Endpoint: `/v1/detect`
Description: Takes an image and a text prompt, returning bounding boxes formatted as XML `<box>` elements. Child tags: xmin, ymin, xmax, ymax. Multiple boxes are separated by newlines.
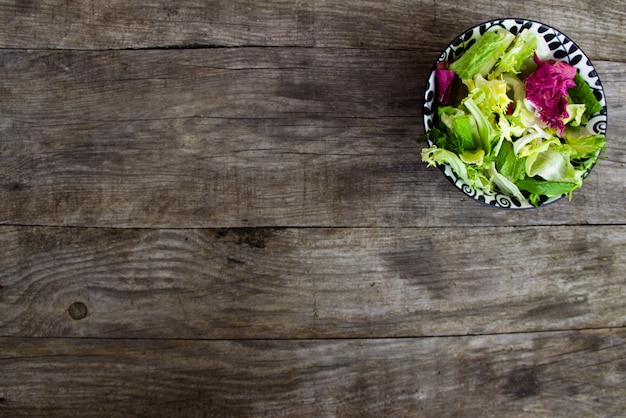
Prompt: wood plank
<box><xmin>2</xmin><ymin>3</ymin><xmax>623</xmax><ymax>416</ymax></box>
<box><xmin>1</xmin><ymin>225</ymin><xmax>624</xmax><ymax>339</ymax></box>
<box><xmin>1</xmin><ymin>49</ymin><xmax>624</xmax><ymax>228</ymax></box>
<box><xmin>0</xmin><ymin>329</ymin><xmax>624</xmax><ymax>416</ymax></box>
<box><xmin>0</xmin><ymin>0</ymin><xmax>624</xmax><ymax>60</ymax></box>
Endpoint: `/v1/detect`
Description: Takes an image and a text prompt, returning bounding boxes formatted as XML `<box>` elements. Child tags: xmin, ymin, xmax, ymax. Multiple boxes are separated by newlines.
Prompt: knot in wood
<box><xmin>68</xmin><ymin>301</ymin><xmax>88</xmax><ymax>320</ymax></box>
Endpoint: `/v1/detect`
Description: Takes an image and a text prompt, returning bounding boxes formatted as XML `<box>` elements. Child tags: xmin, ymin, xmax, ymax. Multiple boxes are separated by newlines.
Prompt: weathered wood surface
<box><xmin>1</xmin><ymin>0</ymin><xmax>625</xmax><ymax>416</ymax></box>
<box><xmin>1</xmin><ymin>329</ymin><xmax>625</xmax><ymax>417</ymax></box>
<box><xmin>1</xmin><ymin>0</ymin><xmax>624</xmax><ymax>59</ymax></box>
<box><xmin>1</xmin><ymin>225</ymin><xmax>625</xmax><ymax>339</ymax></box>
<box><xmin>1</xmin><ymin>49</ymin><xmax>624</xmax><ymax>227</ymax></box>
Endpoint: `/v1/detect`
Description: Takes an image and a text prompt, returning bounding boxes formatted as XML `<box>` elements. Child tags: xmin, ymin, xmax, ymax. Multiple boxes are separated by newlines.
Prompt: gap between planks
<box><xmin>2</xmin><ymin>325</ymin><xmax>624</xmax><ymax>343</ymax></box>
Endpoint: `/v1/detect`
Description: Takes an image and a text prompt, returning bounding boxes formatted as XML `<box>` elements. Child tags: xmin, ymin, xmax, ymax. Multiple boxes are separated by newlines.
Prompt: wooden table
<box><xmin>1</xmin><ymin>1</ymin><xmax>625</xmax><ymax>416</ymax></box>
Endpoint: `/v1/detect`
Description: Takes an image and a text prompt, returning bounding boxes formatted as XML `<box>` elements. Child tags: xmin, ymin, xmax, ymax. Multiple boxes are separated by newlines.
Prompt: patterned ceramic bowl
<box><xmin>423</xmin><ymin>19</ymin><xmax>607</xmax><ymax>209</ymax></box>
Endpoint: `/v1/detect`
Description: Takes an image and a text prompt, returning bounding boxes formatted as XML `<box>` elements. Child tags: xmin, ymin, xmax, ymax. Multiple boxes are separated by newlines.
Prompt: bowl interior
<box><xmin>423</xmin><ymin>19</ymin><xmax>607</xmax><ymax>209</ymax></box>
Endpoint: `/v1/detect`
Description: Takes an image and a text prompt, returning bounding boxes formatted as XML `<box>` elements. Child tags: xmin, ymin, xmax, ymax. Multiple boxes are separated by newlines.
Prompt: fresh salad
<box><xmin>422</xmin><ymin>26</ymin><xmax>606</xmax><ymax>207</ymax></box>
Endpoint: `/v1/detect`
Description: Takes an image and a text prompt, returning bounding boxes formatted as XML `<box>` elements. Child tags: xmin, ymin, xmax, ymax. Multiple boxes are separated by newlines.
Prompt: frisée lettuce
<box><xmin>422</xmin><ymin>27</ymin><xmax>606</xmax><ymax>207</ymax></box>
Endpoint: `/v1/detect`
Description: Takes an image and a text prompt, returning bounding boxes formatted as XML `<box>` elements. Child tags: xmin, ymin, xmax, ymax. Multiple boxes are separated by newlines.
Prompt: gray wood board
<box><xmin>1</xmin><ymin>49</ymin><xmax>624</xmax><ymax>227</ymax></box>
<box><xmin>0</xmin><ymin>329</ymin><xmax>624</xmax><ymax>416</ymax></box>
<box><xmin>1</xmin><ymin>225</ymin><xmax>624</xmax><ymax>339</ymax></box>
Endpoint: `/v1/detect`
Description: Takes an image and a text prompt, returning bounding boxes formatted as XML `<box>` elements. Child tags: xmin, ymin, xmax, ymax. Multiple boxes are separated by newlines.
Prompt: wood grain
<box><xmin>1</xmin><ymin>225</ymin><xmax>624</xmax><ymax>339</ymax></box>
<box><xmin>1</xmin><ymin>1</ymin><xmax>625</xmax><ymax>416</ymax></box>
<box><xmin>1</xmin><ymin>0</ymin><xmax>624</xmax><ymax>60</ymax></box>
<box><xmin>1</xmin><ymin>49</ymin><xmax>624</xmax><ymax>228</ymax></box>
<box><xmin>1</xmin><ymin>329</ymin><xmax>624</xmax><ymax>416</ymax></box>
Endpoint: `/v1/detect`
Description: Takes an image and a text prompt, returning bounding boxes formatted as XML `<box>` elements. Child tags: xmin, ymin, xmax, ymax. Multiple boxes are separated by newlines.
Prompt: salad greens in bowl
<box><xmin>422</xmin><ymin>19</ymin><xmax>607</xmax><ymax>208</ymax></box>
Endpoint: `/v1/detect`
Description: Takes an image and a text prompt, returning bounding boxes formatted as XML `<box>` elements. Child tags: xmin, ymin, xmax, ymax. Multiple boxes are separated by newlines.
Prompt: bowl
<box><xmin>422</xmin><ymin>19</ymin><xmax>607</xmax><ymax>209</ymax></box>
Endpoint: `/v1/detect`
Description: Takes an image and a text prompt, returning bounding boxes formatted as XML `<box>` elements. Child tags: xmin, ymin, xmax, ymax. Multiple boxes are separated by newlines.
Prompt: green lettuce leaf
<box><xmin>516</xmin><ymin>176</ymin><xmax>580</xmax><ymax>206</ymax></box>
<box><xmin>568</xmin><ymin>72</ymin><xmax>603</xmax><ymax>119</ymax></box>
<box><xmin>471</xmin><ymin>74</ymin><xmax>512</xmax><ymax>118</ymax></box>
<box><xmin>495</xmin><ymin>140</ymin><xmax>526</xmax><ymax>181</ymax></box>
<box><xmin>462</xmin><ymin>96</ymin><xmax>497</xmax><ymax>155</ymax></box>
<box><xmin>563</xmin><ymin>104</ymin><xmax>586</xmax><ymax>127</ymax></box>
<box><xmin>495</xmin><ymin>29</ymin><xmax>538</xmax><ymax>75</ymax></box>
<box><xmin>562</xmin><ymin>129</ymin><xmax>606</xmax><ymax>159</ymax></box>
<box><xmin>487</xmin><ymin>163</ymin><xmax>527</xmax><ymax>203</ymax></box>
<box><xmin>525</xmin><ymin>147</ymin><xmax>581</xmax><ymax>184</ymax></box>
<box><xmin>421</xmin><ymin>146</ymin><xmax>491</xmax><ymax>192</ymax></box>
<box><xmin>449</xmin><ymin>28</ymin><xmax>515</xmax><ymax>81</ymax></box>
<box><xmin>452</xmin><ymin>114</ymin><xmax>475</xmax><ymax>151</ymax></box>
<box><xmin>502</xmin><ymin>73</ymin><xmax>526</xmax><ymax>101</ymax></box>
